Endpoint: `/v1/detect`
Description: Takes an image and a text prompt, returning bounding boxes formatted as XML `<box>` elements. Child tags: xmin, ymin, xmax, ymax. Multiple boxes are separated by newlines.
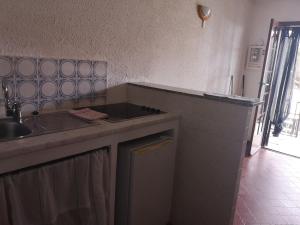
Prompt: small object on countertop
<box><xmin>32</xmin><ymin>111</ymin><xmax>39</xmax><ymax>116</ymax></box>
<box><xmin>69</xmin><ymin>108</ymin><xmax>108</xmax><ymax>121</ymax></box>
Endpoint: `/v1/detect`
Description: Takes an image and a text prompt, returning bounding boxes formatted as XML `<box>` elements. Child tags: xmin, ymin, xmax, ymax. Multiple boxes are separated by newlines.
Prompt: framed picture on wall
<box><xmin>246</xmin><ymin>45</ymin><xmax>265</xmax><ymax>70</ymax></box>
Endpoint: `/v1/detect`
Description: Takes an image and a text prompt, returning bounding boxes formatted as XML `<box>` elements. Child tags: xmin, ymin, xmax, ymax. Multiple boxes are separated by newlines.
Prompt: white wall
<box><xmin>0</xmin><ymin>0</ymin><xmax>252</xmax><ymax>95</ymax></box>
<box><xmin>244</xmin><ymin>0</ymin><xmax>300</xmax><ymax>98</ymax></box>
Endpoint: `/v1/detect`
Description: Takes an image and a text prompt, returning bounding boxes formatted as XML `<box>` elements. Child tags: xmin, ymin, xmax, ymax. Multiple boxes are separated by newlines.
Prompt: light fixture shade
<box><xmin>197</xmin><ymin>5</ymin><xmax>212</xmax><ymax>28</ymax></box>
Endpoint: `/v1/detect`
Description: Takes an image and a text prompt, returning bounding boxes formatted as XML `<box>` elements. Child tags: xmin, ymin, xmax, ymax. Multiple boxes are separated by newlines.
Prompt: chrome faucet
<box><xmin>11</xmin><ymin>101</ymin><xmax>23</xmax><ymax>123</ymax></box>
<box><xmin>2</xmin><ymin>81</ymin><xmax>12</xmax><ymax>116</ymax></box>
<box><xmin>2</xmin><ymin>81</ymin><xmax>23</xmax><ymax>123</ymax></box>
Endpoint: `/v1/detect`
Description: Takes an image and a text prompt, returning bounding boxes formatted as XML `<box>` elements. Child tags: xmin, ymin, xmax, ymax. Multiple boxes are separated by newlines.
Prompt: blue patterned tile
<box><xmin>0</xmin><ymin>55</ymin><xmax>107</xmax><ymax>113</ymax></box>
<box><xmin>20</xmin><ymin>101</ymin><xmax>38</xmax><ymax>115</ymax></box>
<box><xmin>78</xmin><ymin>80</ymin><xmax>93</xmax><ymax>97</ymax></box>
<box><xmin>40</xmin><ymin>80</ymin><xmax>58</xmax><ymax>99</ymax></box>
<box><xmin>15</xmin><ymin>57</ymin><xmax>37</xmax><ymax>79</ymax></box>
<box><xmin>60</xmin><ymin>80</ymin><xmax>76</xmax><ymax>98</ymax></box>
<box><xmin>0</xmin><ymin>56</ymin><xmax>14</xmax><ymax>79</ymax></box>
<box><xmin>39</xmin><ymin>58</ymin><xmax>58</xmax><ymax>80</ymax></box>
<box><xmin>40</xmin><ymin>100</ymin><xmax>58</xmax><ymax>111</ymax></box>
<box><xmin>59</xmin><ymin>59</ymin><xmax>76</xmax><ymax>78</ymax></box>
<box><xmin>78</xmin><ymin>60</ymin><xmax>93</xmax><ymax>78</ymax></box>
<box><xmin>16</xmin><ymin>80</ymin><xmax>38</xmax><ymax>100</ymax></box>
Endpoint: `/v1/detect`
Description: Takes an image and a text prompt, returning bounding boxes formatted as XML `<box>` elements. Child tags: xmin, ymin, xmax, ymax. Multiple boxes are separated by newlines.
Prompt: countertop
<box><xmin>0</xmin><ymin>111</ymin><xmax>179</xmax><ymax>161</ymax></box>
<box><xmin>129</xmin><ymin>82</ymin><xmax>261</xmax><ymax>107</ymax></box>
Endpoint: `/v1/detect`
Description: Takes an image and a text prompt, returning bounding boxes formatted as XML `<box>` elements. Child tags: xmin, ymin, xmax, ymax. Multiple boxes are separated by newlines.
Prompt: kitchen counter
<box><xmin>129</xmin><ymin>82</ymin><xmax>261</xmax><ymax>107</ymax></box>
<box><xmin>0</xmin><ymin>111</ymin><xmax>179</xmax><ymax>161</ymax></box>
<box><xmin>0</xmin><ymin>110</ymin><xmax>179</xmax><ymax>174</ymax></box>
<box><xmin>0</xmin><ymin>103</ymin><xmax>180</xmax><ymax>225</ymax></box>
<box><xmin>0</xmin><ymin>81</ymin><xmax>259</xmax><ymax>225</ymax></box>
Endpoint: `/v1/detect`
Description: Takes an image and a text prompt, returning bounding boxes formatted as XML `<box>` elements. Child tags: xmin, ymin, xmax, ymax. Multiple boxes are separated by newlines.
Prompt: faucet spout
<box><xmin>2</xmin><ymin>81</ymin><xmax>13</xmax><ymax>116</ymax></box>
<box><xmin>11</xmin><ymin>102</ymin><xmax>23</xmax><ymax>123</ymax></box>
<box><xmin>2</xmin><ymin>81</ymin><xmax>22</xmax><ymax>122</ymax></box>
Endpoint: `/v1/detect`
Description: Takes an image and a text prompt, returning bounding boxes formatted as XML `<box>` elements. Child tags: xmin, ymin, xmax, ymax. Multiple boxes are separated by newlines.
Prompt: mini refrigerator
<box><xmin>115</xmin><ymin>134</ymin><xmax>175</xmax><ymax>225</ymax></box>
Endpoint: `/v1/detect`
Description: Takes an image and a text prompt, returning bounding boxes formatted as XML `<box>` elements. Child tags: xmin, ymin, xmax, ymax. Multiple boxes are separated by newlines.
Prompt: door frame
<box><xmin>260</xmin><ymin>20</ymin><xmax>281</xmax><ymax>146</ymax></box>
<box><xmin>247</xmin><ymin>19</ymin><xmax>279</xmax><ymax>155</ymax></box>
<box><xmin>252</xmin><ymin>20</ymin><xmax>300</xmax><ymax>149</ymax></box>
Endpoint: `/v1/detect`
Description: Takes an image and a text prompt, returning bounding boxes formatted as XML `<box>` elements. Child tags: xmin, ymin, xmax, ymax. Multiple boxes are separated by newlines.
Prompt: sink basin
<box><xmin>0</xmin><ymin>111</ymin><xmax>93</xmax><ymax>142</ymax></box>
<box><xmin>0</xmin><ymin>120</ymin><xmax>32</xmax><ymax>140</ymax></box>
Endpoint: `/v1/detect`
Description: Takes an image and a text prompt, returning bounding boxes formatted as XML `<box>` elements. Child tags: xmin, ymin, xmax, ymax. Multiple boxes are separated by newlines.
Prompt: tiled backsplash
<box><xmin>0</xmin><ymin>56</ymin><xmax>107</xmax><ymax>114</ymax></box>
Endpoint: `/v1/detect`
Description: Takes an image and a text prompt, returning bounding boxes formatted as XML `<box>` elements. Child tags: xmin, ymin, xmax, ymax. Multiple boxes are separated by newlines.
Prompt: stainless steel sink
<box><xmin>0</xmin><ymin>120</ymin><xmax>32</xmax><ymax>141</ymax></box>
<box><xmin>0</xmin><ymin>111</ymin><xmax>95</xmax><ymax>142</ymax></box>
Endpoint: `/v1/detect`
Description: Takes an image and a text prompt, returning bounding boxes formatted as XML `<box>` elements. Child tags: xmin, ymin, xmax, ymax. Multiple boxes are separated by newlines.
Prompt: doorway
<box><xmin>267</xmin><ymin>49</ymin><xmax>300</xmax><ymax>156</ymax></box>
<box><xmin>255</xmin><ymin>20</ymin><xmax>300</xmax><ymax>157</ymax></box>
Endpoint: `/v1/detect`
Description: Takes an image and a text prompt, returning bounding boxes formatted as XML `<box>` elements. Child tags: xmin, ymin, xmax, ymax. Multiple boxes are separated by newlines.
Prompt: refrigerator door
<box><xmin>129</xmin><ymin>138</ymin><xmax>175</xmax><ymax>225</ymax></box>
<box><xmin>116</xmin><ymin>136</ymin><xmax>175</xmax><ymax>225</ymax></box>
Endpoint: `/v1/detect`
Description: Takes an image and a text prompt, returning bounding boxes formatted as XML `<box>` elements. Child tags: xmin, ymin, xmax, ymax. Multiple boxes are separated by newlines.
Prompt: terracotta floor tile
<box><xmin>234</xmin><ymin>149</ymin><xmax>300</xmax><ymax>225</ymax></box>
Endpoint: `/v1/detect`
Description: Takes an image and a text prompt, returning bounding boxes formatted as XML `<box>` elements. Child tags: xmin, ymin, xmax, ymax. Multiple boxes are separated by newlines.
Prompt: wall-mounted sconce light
<box><xmin>197</xmin><ymin>5</ymin><xmax>212</xmax><ymax>28</ymax></box>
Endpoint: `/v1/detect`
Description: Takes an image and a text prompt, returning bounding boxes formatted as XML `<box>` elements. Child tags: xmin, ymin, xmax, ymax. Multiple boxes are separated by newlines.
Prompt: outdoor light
<box><xmin>197</xmin><ymin>5</ymin><xmax>212</xmax><ymax>28</ymax></box>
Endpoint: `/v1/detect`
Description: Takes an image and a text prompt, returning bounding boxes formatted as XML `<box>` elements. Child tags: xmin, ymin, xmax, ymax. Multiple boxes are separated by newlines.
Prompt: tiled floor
<box><xmin>268</xmin><ymin>134</ymin><xmax>300</xmax><ymax>158</ymax></box>
<box><xmin>234</xmin><ymin>149</ymin><xmax>300</xmax><ymax>225</ymax></box>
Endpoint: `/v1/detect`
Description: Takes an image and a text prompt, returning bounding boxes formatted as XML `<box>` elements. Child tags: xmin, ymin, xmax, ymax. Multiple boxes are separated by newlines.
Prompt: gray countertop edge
<box><xmin>128</xmin><ymin>82</ymin><xmax>261</xmax><ymax>107</ymax></box>
<box><xmin>0</xmin><ymin>113</ymin><xmax>180</xmax><ymax>160</ymax></box>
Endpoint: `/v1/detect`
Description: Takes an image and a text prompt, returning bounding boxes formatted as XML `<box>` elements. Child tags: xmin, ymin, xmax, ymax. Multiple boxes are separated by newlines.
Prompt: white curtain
<box><xmin>0</xmin><ymin>149</ymin><xmax>110</xmax><ymax>225</ymax></box>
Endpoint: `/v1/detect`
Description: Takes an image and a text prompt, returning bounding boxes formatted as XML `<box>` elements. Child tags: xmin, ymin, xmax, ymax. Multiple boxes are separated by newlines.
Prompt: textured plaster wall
<box><xmin>0</xmin><ymin>0</ymin><xmax>252</xmax><ymax>96</ymax></box>
<box><xmin>245</xmin><ymin>0</ymin><xmax>300</xmax><ymax>98</ymax></box>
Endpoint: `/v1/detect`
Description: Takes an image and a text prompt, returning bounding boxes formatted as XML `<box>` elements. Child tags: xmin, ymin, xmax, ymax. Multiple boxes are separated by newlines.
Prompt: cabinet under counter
<box><xmin>0</xmin><ymin>112</ymin><xmax>179</xmax><ymax>225</ymax></box>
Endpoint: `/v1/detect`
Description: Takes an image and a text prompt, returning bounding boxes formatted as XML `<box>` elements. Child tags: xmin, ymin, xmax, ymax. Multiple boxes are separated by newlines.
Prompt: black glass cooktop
<box><xmin>88</xmin><ymin>103</ymin><xmax>163</xmax><ymax>122</ymax></box>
